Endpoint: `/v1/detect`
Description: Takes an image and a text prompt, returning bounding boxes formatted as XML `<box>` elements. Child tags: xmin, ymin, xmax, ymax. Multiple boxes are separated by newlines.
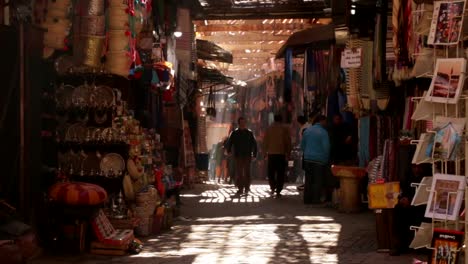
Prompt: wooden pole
<box><xmin>19</xmin><ymin>21</ymin><xmax>25</xmax><ymax>217</ymax></box>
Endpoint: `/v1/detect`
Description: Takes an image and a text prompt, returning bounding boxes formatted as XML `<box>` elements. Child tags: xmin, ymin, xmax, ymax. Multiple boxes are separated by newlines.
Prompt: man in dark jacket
<box><xmin>226</xmin><ymin>117</ymin><xmax>258</xmax><ymax>196</ymax></box>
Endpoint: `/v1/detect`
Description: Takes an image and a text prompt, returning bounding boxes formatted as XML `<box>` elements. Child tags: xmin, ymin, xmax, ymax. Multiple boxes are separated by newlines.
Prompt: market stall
<box><xmin>9</xmin><ymin>0</ymin><xmax>191</xmax><ymax>257</ymax></box>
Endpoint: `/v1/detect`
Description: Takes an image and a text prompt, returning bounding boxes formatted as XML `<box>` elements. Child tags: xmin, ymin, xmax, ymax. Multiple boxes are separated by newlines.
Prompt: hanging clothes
<box><xmin>359</xmin><ymin>116</ymin><xmax>371</xmax><ymax>167</ymax></box>
<box><xmin>284</xmin><ymin>48</ymin><xmax>293</xmax><ymax>103</ymax></box>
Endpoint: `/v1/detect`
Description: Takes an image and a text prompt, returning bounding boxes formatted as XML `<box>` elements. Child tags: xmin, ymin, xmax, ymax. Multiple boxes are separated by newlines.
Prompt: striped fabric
<box><xmin>49</xmin><ymin>182</ymin><xmax>107</xmax><ymax>206</ymax></box>
<box><xmin>91</xmin><ymin>210</ymin><xmax>134</xmax><ymax>246</ymax></box>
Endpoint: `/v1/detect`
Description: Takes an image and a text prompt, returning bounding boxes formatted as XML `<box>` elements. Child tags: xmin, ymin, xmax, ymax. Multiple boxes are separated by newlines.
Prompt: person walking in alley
<box><xmin>264</xmin><ymin>114</ymin><xmax>292</xmax><ymax>198</ymax></box>
<box><xmin>301</xmin><ymin>115</ymin><xmax>330</xmax><ymax>204</ymax></box>
<box><xmin>296</xmin><ymin>115</ymin><xmax>310</xmax><ymax>191</ymax></box>
<box><xmin>226</xmin><ymin>117</ymin><xmax>258</xmax><ymax>196</ymax></box>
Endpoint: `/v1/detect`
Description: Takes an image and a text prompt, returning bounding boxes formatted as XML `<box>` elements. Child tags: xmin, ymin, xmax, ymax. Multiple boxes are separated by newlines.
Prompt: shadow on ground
<box><xmin>31</xmin><ymin>182</ymin><xmax>425</xmax><ymax>264</ymax></box>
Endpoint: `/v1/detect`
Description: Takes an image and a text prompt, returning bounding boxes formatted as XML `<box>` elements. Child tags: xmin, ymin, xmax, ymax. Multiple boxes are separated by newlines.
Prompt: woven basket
<box><xmin>83</xmin><ymin>0</ymin><xmax>105</xmax><ymax>16</ymax></box>
<box><xmin>105</xmin><ymin>51</ymin><xmax>132</xmax><ymax>77</ymax></box>
<box><xmin>109</xmin><ymin>14</ymin><xmax>129</xmax><ymax>30</ymax></box>
<box><xmin>135</xmin><ymin>217</ymin><xmax>151</xmax><ymax>237</ymax></box>
<box><xmin>43</xmin><ymin>31</ymin><xmax>67</xmax><ymax>49</ymax></box>
<box><xmin>108</xmin><ymin>0</ymin><xmax>128</xmax><ymax>8</ymax></box>
<box><xmin>75</xmin><ymin>36</ymin><xmax>105</xmax><ymax>67</ymax></box>
<box><xmin>108</xmin><ymin>30</ymin><xmax>130</xmax><ymax>51</ymax></box>
<box><xmin>80</xmin><ymin>16</ymin><xmax>105</xmax><ymax>36</ymax></box>
<box><xmin>135</xmin><ymin>190</ymin><xmax>157</xmax><ymax>204</ymax></box>
<box><xmin>108</xmin><ymin>6</ymin><xmax>127</xmax><ymax>17</ymax></box>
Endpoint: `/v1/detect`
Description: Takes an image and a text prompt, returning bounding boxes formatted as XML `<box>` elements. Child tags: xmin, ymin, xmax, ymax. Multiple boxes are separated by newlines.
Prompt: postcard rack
<box><xmin>410</xmin><ymin>91</ymin><xmax>467</xmax><ymax>262</ymax></box>
<box><xmin>408</xmin><ymin>2</ymin><xmax>468</xmax><ymax>260</ymax></box>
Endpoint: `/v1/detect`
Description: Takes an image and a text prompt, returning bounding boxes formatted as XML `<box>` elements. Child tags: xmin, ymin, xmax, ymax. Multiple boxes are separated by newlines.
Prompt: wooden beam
<box><xmin>198</xmin><ymin>34</ymin><xmax>289</xmax><ymax>42</ymax></box>
<box><xmin>231</xmin><ymin>51</ymin><xmax>275</xmax><ymax>57</ymax></box>
<box><xmin>196</xmin><ymin>23</ymin><xmax>313</xmax><ymax>32</ymax></box>
<box><xmin>194</xmin><ymin>7</ymin><xmax>327</xmax><ymax>20</ymax></box>
<box><xmin>217</xmin><ymin>43</ymin><xmax>283</xmax><ymax>52</ymax></box>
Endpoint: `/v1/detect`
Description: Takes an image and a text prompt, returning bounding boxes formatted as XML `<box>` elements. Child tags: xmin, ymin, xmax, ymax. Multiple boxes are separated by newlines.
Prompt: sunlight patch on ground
<box><xmin>197</xmin><ymin>184</ymin><xmax>299</xmax><ymax>204</ymax></box>
<box><xmin>133</xmin><ymin>215</ymin><xmax>341</xmax><ymax>263</ymax></box>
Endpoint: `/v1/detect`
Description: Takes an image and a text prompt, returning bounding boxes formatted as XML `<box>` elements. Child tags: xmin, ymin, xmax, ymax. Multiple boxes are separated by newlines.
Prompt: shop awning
<box><xmin>196</xmin><ymin>39</ymin><xmax>233</xmax><ymax>64</ymax></box>
<box><xmin>275</xmin><ymin>24</ymin><xmax>335</xmax><ymax>58</ymax></box>
<box><xmin>198</xmin><ymin>67</ymin><xmax>233</xmax><ymax>85</ymax></box>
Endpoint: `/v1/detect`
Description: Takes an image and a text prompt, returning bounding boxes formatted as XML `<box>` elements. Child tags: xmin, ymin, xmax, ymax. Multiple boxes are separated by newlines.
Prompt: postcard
<box><xmin>425</xmin><ymin>58</ymin><xmax>466</xmax><ymax>104</ymax></box>
<box><xmin>429</xmin><ymin>229</ymin><xmax>464</xmax><ymax>264</ymax></box>
<box><xmin>428</xmin><ymin>0</ymin><xmax>466</xmax><ymax>45</ymax></box>
<box><xmin>425</xmin><ymin>174</ymin><xmax>465</xmax><ymax>221</ymax></box>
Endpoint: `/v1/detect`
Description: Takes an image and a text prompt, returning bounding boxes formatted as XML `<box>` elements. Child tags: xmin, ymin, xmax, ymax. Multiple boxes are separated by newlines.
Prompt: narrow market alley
<box><xmin>33</xmin><ymin>182</ymin><xmax>422</xmax><ymax>264</ymax></box>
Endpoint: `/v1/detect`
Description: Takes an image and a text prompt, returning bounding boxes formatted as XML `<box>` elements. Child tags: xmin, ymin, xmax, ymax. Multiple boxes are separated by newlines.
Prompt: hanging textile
<box><xmin>284</xmin><ymin>48</ymin><xmax>293</xmax><ymax>103</ymax></box>
<box><xmin>359</xmin><ymin>116</ymin><xmax>371</xmax><ymax>167</ymax></box>
<box><xmin>304</xmin><ymin>49</ymin><xmax>317</xmax><ymax>92</ymax></box>
<box><xmin>182</xmin><ymin>121</ymin><xmax>196</xmax><ymax>168</ymax></box>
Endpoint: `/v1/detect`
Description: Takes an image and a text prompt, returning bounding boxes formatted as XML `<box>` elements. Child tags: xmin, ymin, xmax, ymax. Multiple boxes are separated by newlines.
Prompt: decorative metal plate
<box><xmin>100</xmin><ymin>153</ymin><xmax>125</xmax><ymax>175</ymax></box>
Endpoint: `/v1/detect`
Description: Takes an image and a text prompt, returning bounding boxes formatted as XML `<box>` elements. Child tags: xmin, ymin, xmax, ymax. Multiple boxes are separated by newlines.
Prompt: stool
<box><xmin>331</xmin><ymin>165</ymin><xmax>366</xmax><ymax>213</ymax></box>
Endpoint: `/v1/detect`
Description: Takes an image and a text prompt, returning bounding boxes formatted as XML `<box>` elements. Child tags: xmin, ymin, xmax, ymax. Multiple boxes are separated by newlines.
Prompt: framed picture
<box><xmin>425</xmin><ymin>174</ymin><xmax>465</xmax><ymax>221</ymax></box>
<box><xmin>429</xmin><ymin>229</ymin><xmax>464</xmax><ymax>264</ymax></box>
<box><xmin>428</xmin><ymin>0</ymin><xmax>466</xmax><ymax>45</ymax></box>
<box><xmin>425</xmin><ymin>58</ymin><xmax>466</xmax><ymax>104</ymax></box>
<box><xmin>368</xmin><ymin>182</ymin><xmax>400</xmax><ymax>209</ymax></box>
<box><xmin>412</xmin><ymin>177</ymin><xmax>433</xmax><ymax>206</ymax></box>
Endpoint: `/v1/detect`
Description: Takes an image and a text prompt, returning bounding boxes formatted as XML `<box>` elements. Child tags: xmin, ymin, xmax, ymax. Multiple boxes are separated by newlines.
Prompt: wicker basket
<box><xmin>80</xmin><ymin>16</ymin><xmax>105</xmax><ymax>36</ymax></box>
<box><xmin>135</xmin><ymin>189</ymin><xmax>157</xmax><ymax>203</ymax></box>
<box><xmin>74</xmin><ymin>36</ymin><xmax>105</xmax><ymax>67</ymax></box>
<box><xmin>135</xmin><ymin>217</ymin><xmax>152</xmax><ymax>237</ymax></box>
<box><xmin>108</xmin><ymin>15</ymin><xmax>129</xmax><ymax>30</ymax></box>
<box><xmin>82</xmin><ymin>0</ymin><xmax>105</xmax><ymax>16</ymax></box>
<box><xmin>108</xmin><ymin>30</ymin><xmax>130</xmax><ymax>51</ymax></box>
<box><xmin>108</xmin><ymin>6</ymin><xmax>127</xmax><ymax>17</ymax></box>
<box><xmin>105</xmin><ymin>51</ymin><xmax>132</xmax><ymax>76</ymax></box>
<box><xmin>134</xmin><ymin>203</ymin><xmax>156</xmax><ymax>217</ymax></box>
<box><xmin>108</xmin><ymin>0</ymin><xmax>128</xmax><ymax>8</ymax></box>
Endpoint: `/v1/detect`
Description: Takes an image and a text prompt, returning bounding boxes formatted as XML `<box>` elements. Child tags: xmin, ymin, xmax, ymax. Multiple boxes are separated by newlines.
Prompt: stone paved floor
<box><xmin>32</xmin><ymin>182</ymin><xmax>427</xmax><ymax>264</ymax></box>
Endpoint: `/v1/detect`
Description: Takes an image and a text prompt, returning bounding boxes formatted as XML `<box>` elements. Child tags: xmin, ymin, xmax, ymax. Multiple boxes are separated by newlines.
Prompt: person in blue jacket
<box><xmin>301</xmin><ymin>115</ymin><xmax>330</xmax><ymax>204</ymax></box>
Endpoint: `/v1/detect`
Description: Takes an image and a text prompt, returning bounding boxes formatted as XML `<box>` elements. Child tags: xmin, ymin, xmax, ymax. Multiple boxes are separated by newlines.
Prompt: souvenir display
<box><xmin>425</xmin><ymin>174</ymin><xmax>465</xmax><ymax>221</ymax></box>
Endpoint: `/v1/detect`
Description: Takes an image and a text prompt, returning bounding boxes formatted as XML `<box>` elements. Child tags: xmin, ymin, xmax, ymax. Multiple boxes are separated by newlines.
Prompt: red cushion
<box><xmin>91</xmin><ymin>210</ymin><xmax>134</xmax><ymax>246</ymax></box>
<box><xmin>48</xmin><ymin>182</ymin><xmax>108</xmax><ymax>206</ymax></box>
